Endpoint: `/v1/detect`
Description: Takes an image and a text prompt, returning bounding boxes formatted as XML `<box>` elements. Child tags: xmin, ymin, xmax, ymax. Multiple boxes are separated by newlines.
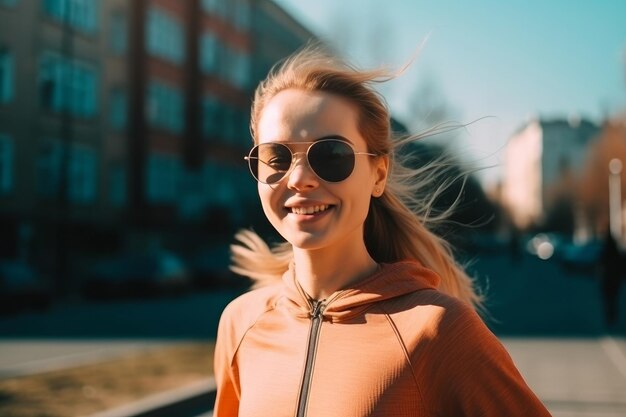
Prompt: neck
<box><xmin>292</xmin><ymin>239</ymin><xmax>378</xmax><ymax>300</ymax></box>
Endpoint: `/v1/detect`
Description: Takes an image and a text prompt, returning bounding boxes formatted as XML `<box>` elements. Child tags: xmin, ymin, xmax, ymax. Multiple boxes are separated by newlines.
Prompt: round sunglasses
<box><xmin>245</xmin><ymin>138</ymin><xmax>378</xmax><ymax>184</ymax></box>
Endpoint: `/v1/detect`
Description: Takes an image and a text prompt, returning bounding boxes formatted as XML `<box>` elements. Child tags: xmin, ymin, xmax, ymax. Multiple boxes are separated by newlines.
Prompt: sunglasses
<box><xmin>245</xmin><ymin>138</ymin><xmax>377</xmax><ymax>184</ymax></box>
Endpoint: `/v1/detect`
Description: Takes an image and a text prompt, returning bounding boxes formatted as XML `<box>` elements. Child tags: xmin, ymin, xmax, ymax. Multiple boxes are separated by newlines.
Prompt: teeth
<box><xmin>290</xmin><ymin>205</ymin><xmax>330</xmax><ymax>215</ymax></box>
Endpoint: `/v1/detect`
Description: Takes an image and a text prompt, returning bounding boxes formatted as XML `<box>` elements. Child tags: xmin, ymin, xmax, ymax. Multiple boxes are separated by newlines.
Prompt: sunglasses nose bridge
<box><xmin>286</xmin><ymin>150</ymin><xmax>309</xmax><ymax>172</ymax></box>
<box><xmin>290</xmin><ymin>150</ymin><xmax>307</xmax><ymax>163</ymax></box>
<box><xmin>284</xmin><ymin>149</ymin><xmax>319</xmax><ymax>184</ymax></box>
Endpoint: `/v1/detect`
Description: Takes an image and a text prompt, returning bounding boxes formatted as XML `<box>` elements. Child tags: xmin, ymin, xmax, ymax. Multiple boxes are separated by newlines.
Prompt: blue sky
<box><xmin>272</xmin><ymin>0</ymin><xmax>626</xmax><ymax>185</ymax></box>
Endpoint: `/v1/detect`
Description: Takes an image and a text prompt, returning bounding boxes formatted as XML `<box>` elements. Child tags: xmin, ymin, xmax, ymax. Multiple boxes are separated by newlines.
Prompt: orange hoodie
<box><xmin>214</xmin><ymin>261</ymin><xmax>552</xmax><ymax>417</ymax></box>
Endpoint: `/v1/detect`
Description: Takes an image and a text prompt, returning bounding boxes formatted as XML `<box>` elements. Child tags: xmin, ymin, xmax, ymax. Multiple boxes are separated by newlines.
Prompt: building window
<box><xmin>202</xmin><ymin>0</ymin><xmax>249</xmax><ymax>30</ymax></box>
<box><xmin>201</xmin><ymin>0</ymin><xmax>228</xmax><ymax>17</ymax></box>
<box><xmin>146</xmin><ymin>80</ymin><xmax>184</xmax><ymax>134</ymax></box>
<box><xmin>178</xmin><ymin>169</ymin><xmax>207</xmax><ymax>220</ymax></box>
<box><xmin>231</xmin><ymin>49</ymin><xmax>249</xmax><ymax>89</ymax></box>
<box><xmin>39</xmin><ymin>52</ymin><xmax>98</xmax><ymax>118</ymax></box>
<box><xmin>199</xmin><ymin>32</ymin><xmax>219</xmax><ymax>75</ymax></box>
<box><xmin>214</xmin><ymin>45</ymin><xmax>248</xmax><ymax>89</ymax></box>
<box><xmin>109</xmin><ymin>88</ymin><xmax>127</xmax><ymax>130</ymax></box>
<box><xmin>202</xmin><ymin>161</ymin><xmax>236</xmax><ymax>208</ymax></box>
<box><xmin>145</xmin><ymin>6</ymin><xmax>185</xmax><ymax>65</ymax></box>
<box><xmin>0</xmin><ymin>135</ymin><xmax>13</xmax><ymax>194</ymax></box>
<box><xmin>146</xmin><ymin>153</ymin><xmax>178</xmax><ymax>203</ymax></box>
<box><xmin>108</xmin><ymin>162</ymin><xmax>126</xmax><ymax>207</ymax></box>
<box><xmin>42</xmin><ymin>0</ymin><xmax>98</xmax><ymax>33</ymax></box>
<box><xmin>202</xmin><ymin>40</ymin><xmax>248</xmax><ymax>89</ymax></box>
<box><xmin>201</xmin><ymin>95</ymin><xmax>221</xmax><ymax>139</ymax></box>
<box><xmin>232</xmin><ymin>0</ymin><xmax>250</xmax><ymax>30</ymax></box>
<box><xmin>68</xmin><ymin>144</ymin><xmax>97</xmax><ymax>204</ymax></box>
<box><xmin>217</xmin><ymin>45</ymin><xmax>230</xmax><ymax>81</ymax></box>
<box><xmin>0</xmin><ymin>49</ymin><xmax>14</xmax><ymax>104</ymax></box>
<box><xmin>109</xmin><ymin>11</ymin><xmax>127</xmax><ymax>54</ymax></box>
<box><xmin>37</xmin><ymin>141</ymin><xmax>62</xmax><ymax>197</ymax></box>
<box><xmin>37</xmin><ymin>140</ymin><xmax>97</xmax><ymax>204</ymax></box>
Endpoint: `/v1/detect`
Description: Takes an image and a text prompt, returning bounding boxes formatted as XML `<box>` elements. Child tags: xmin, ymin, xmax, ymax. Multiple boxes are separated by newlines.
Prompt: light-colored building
<box><xmin>501</xmin><ymin>117</ymin><xmax>599</xmax><ymax>231</ymax></box>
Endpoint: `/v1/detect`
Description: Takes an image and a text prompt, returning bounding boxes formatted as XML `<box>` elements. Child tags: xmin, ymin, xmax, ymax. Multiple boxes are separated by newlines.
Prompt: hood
<box><xmin>281</xmin><ymin>261</ymin><xmax>440</xmax><ymax>322</ymax></box>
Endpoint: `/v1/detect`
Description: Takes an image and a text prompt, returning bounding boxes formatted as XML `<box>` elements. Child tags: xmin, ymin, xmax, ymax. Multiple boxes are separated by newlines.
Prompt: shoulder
<box><xmin>387</xmin><ymin>289</ymin><xmax>515</xmax><ymax>380</ymax></box>
<box><xmin>369</xmin><ymin>260</ymin><xmax>480</xmax><ymax>330</ymax></box>
<box><xmin>379</xmin><ymin>282</ymin><xmax>550</xmax><ymax>415</ymax></box>
<box><xmin>382</xmin><ymin>287</ymin><xmax>504</xmax><ymax>363</ymax></box>
<box><xmin>383</xmin><ymin>287</ymin><xmax>482</xmax><ymax>334</ymax></box>
<box><xmin>219</xmin><ymin>284</ymin><xmax>283</xmax><ymax>330</ymax></box>
<box><xmin>216</xmin><ymin>284</ymin><xmax>283</xmax><ymax>351</ymax></box>
<box><xmin>396</xmin><ymin>295</ymin><xmax>550</xmax><ymax>416</ymax></box>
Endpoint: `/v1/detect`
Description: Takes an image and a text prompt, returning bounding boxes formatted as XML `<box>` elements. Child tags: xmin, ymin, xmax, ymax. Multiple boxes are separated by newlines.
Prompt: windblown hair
<box><xmin>231</xmin><ymin>44</ymin><xmax>483</xmax><ymax>310</ymax></box>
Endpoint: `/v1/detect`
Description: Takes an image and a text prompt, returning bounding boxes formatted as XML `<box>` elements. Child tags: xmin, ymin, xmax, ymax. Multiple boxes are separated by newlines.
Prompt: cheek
<box><xmin>348</xmin><ymin>172</ymin><xmax>377</xmax><ymax>219</ymax></box>
<box><xmin>340</xmin><ymin>182</ymin><xmax>373</xmax><ymax>220</ymax></box>
<box><xmin>257</xmin><ymin>184</ymin><xmax>271</xmax><ymax>212</ymax></box>
<box><xmin>258</xmin><ymin>184</ymin><xmax>283</xmax><ymax>223</ymax></box>
<box><xmin>353</xmin><ymin>190</ymin><xmax>374</xmax><ymax>218</ymax></box>
<box><xmin>349</xmin><ymin>168</ymin><xmax>376</xmax><ymax>207</ymax></box>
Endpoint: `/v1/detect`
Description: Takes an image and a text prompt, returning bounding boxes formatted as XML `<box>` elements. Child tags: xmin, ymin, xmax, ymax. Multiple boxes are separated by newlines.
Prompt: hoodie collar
<box><xmin>281</xmin><ymin>260</ymin><xmax>440</xmax><ymax>322</ymax></box>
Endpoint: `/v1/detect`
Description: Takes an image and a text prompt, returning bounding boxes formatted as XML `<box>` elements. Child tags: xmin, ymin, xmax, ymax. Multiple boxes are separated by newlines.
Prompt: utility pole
<box><xmin>609</xmin><ymin>158</ymin><xmax>623</xmax><ymax>243</ymax></box>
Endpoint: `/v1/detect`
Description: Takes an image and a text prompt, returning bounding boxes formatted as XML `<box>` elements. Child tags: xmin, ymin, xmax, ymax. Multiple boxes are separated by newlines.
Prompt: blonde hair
<box><xmin>231</xmin><ymin>45</ymin><xmax>483</xmax><ymax>310</ymax></box>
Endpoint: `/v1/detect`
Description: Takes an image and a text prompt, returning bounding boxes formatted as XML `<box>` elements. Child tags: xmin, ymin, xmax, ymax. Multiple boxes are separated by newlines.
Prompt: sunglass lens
<box><xmin>253</xmin><ymin>143</ymin><xmax>292</xmax><ymax>184</ymax></box>
<box><xmin>308</xmin><ymin>140</ymin><xmax>355</xmax><ymax>182</ymax></box>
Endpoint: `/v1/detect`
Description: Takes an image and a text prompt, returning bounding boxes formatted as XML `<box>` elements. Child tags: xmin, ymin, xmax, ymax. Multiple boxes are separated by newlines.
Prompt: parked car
<box><xmin>0</xmin><ymin>260</ymin><xmax>52</xmax><ymax>314</ymax></box>
<box><xmin>82</xmin><ymin>251</ymin><xmax>190</xmax><ymax>299</ymax></box>
<box><xmin>558</xmin><ymin>240</ymin><xmax>603</xmax><ymax>277</ymax></box>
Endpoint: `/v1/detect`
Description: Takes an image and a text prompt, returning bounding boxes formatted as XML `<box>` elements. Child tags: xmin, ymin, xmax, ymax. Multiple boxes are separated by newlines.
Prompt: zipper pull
<box><xmin>310</xmin><ymin>300</ymin><xmax>325</xmax><ymax>318</ymax></box>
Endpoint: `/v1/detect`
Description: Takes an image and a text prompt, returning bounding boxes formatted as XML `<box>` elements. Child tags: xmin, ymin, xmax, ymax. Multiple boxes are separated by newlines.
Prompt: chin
<box><xmin>282</xmin><ymin>230</ymin><xmax>332</xmax><ymax>251</ymax></box>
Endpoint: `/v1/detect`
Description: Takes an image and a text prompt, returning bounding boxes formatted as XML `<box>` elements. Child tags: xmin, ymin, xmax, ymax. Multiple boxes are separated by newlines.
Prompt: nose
<box><xmin>286</xmin><ymin>152</ymin><xmax>319</xmax><ymax>191</ymax></box>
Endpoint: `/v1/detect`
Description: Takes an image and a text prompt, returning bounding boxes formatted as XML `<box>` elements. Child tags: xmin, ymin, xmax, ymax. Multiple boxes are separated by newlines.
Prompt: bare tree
<box><xmin>406</xmin><ymin>75</ymin><xmax>460</xmax><ymax>145</ymax></box>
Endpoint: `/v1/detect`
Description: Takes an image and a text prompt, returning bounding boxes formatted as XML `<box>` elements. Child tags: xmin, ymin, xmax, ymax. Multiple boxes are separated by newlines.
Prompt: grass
<box><xmin>0</xmin><ymin>342</ymin><xmax>215</xmax><ymax>417</ymax></box>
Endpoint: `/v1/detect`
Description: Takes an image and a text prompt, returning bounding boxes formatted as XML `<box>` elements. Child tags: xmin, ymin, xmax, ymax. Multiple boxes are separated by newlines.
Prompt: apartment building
<box><xmin>0</xmin><ymin>0</ymin><xmax>317</xmax><ymax>284</ymax></box>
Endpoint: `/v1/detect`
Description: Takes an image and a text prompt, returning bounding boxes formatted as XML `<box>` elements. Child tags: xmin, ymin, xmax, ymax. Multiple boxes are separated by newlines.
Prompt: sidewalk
<box><xmin>0</xmin><ymin>339</ymin><xmax>182</xmax><ymax>379</ymax></box>
<box><xmin>503</xmin><ymin>336</ymin><xmax>626</xmax><ymax>417</ymax></box>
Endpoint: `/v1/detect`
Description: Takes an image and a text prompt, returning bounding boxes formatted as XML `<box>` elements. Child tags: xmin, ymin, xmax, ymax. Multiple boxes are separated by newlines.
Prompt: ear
<box><xmin>372</xmin><ymin>155</ymin><xmax>389</xmax><ymax>197</ymax></box>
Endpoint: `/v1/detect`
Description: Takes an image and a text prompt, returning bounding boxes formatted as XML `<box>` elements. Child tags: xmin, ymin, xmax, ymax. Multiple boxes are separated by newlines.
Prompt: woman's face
<box><xmin>255</xmin><ymin>88</ymin><xmax>388</xmax><ymax>251</ymax></box>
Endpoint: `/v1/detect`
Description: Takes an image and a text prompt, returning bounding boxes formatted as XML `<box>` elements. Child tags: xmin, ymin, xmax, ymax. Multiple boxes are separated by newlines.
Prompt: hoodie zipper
<box><xmin>295</xmin><ymin>299</ymin><xmax>325</xmax><ymax>417</ymax></box>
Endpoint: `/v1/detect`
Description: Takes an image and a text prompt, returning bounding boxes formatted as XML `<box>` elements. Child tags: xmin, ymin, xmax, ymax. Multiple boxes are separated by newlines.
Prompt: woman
<box><xmin>214</xmin><ymin>46</ymin><xmax>551</xmax><ymax>417</ymax></box>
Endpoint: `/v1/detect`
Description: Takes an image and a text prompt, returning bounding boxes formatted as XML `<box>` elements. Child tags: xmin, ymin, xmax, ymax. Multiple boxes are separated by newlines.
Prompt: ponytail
<box><xmin>364</xmin><ymin>164</ymin><xmax>482</xmax><ymax>308</ymax></box>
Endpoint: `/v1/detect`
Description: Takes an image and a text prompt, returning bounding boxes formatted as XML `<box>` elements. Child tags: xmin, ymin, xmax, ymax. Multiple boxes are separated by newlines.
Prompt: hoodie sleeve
<box><xmin>418</xmin><ymin>296</ymin><xmax>552</xmax><ymax>417</ymax></box>
<box><xmin>213</xmin><ymin>302</ymin><xmax>241</xmax><ymax>417</ymax></box>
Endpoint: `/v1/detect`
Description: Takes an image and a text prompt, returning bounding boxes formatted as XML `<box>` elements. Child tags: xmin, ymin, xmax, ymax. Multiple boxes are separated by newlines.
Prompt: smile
<box><xmin>289</xmin><ymin>205</ymin><xmax>331</xmax><ymax>215</ymax></box>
